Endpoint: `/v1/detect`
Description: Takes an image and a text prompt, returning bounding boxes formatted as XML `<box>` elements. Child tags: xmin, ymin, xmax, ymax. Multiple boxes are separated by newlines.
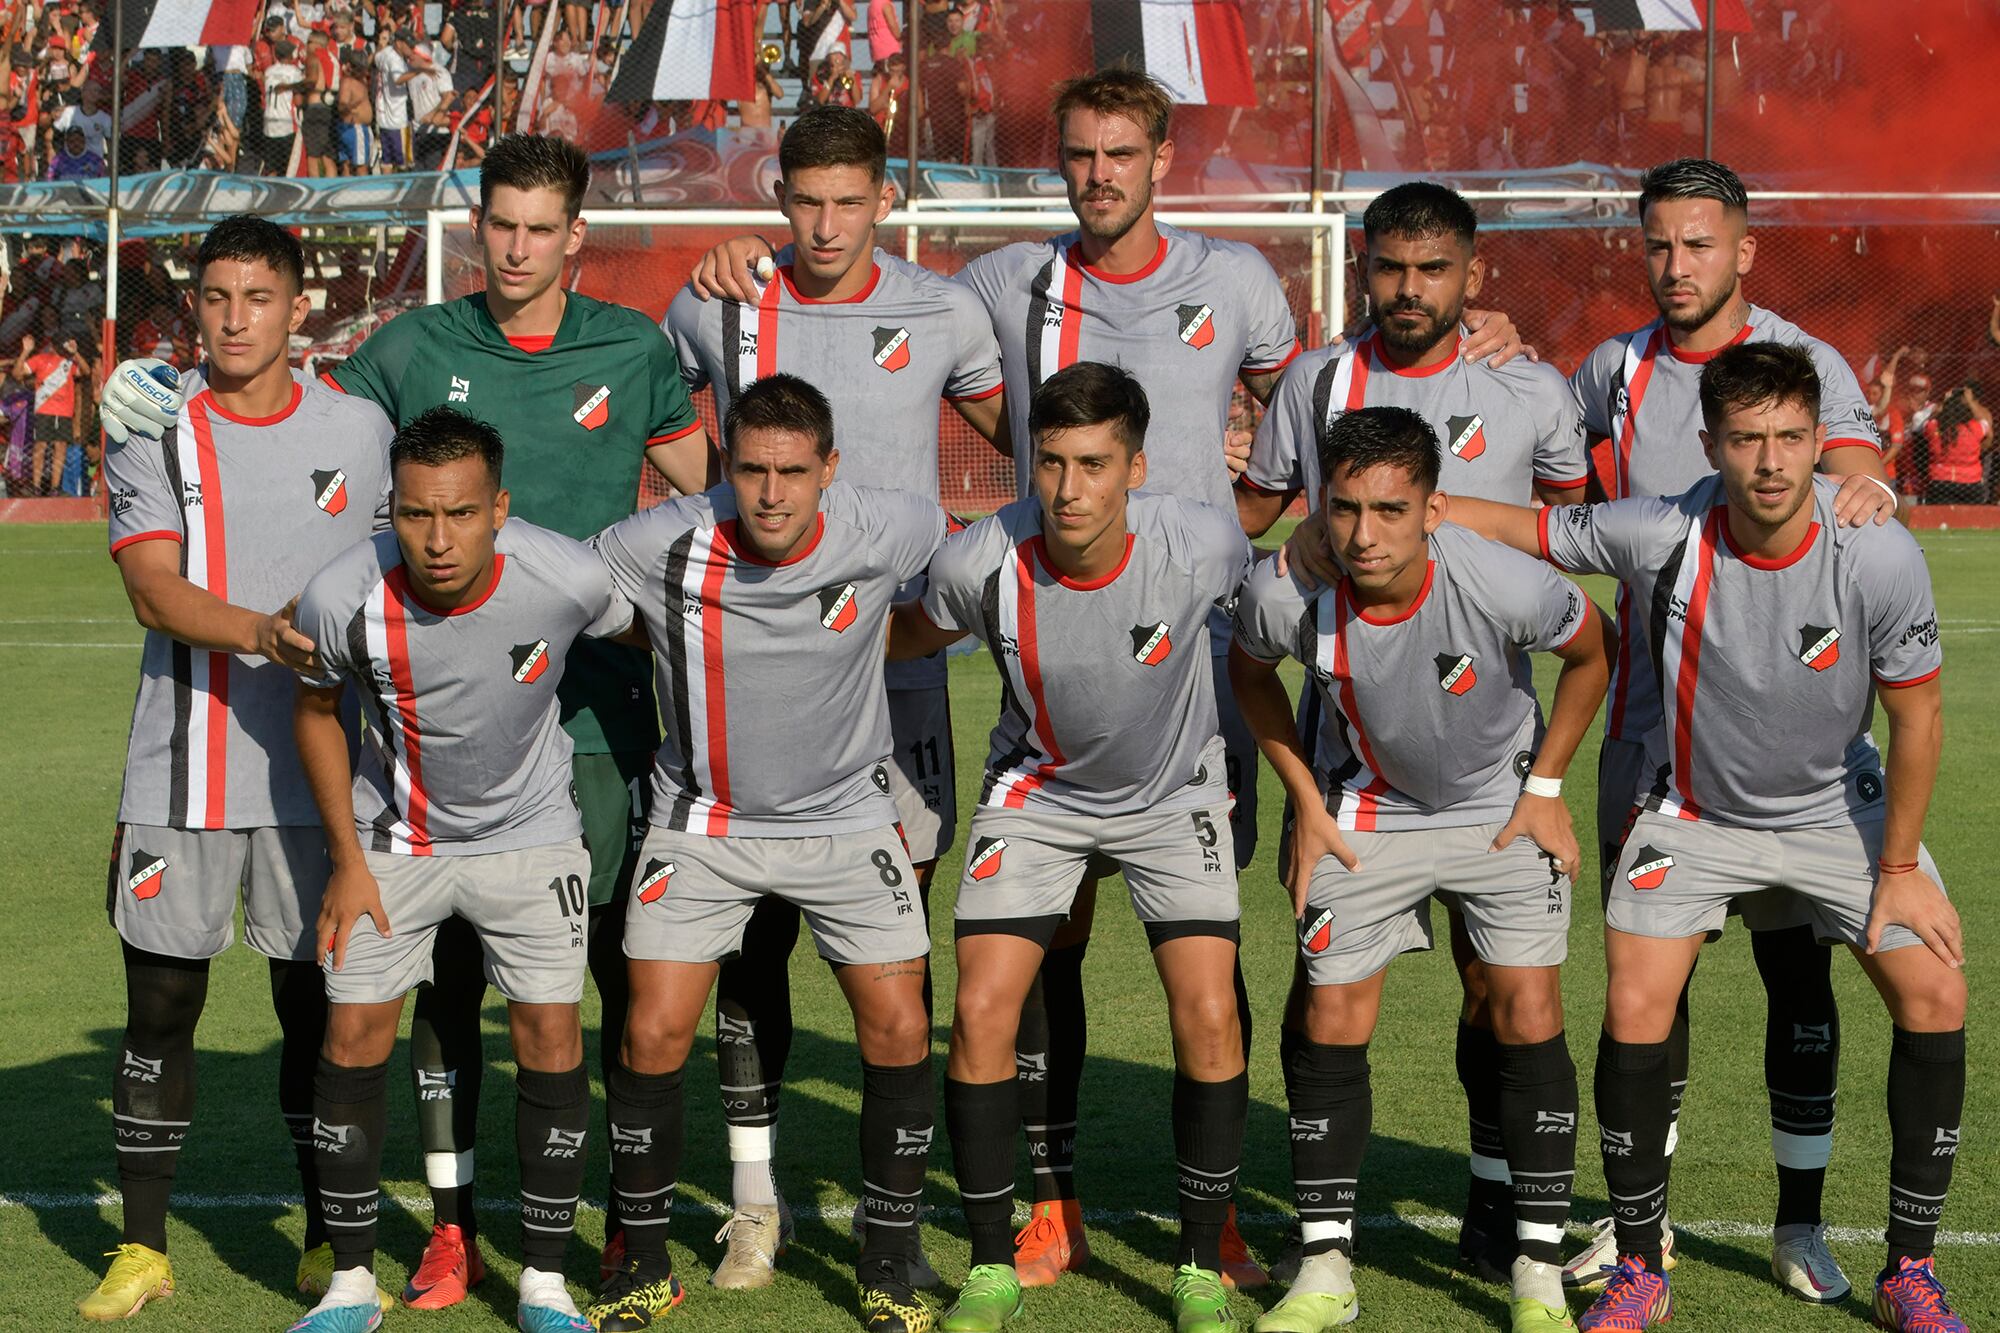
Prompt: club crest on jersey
<box><xmin>872</xmin><ymin>325</ymin><xmax>911</xmax><ymax>372</ymax></box>
<box><xmin>1131</xmin><ymin>621</ymin><xmax>1173</xmax><ymax>665</ymax></box>
<box><xmin>1798</xmin><ymin>624</ymin><xmax>1840</xmax><ymax>672</ymax></box>
<box><xmin>818</xmin><ymin>583</ymin><xmax>858</xmax><ymax>633</ymax></box>
<box><xmin>1176</xmin><ymin>302</ymin><xmax>1216</xmax><ymax>349</ymax></box>
<box><xmin>1626</xmin><ymin>845</ymin><xmax>1674</xmax><ymax>890</ymax></box>
<box><xmin>1446</xmin><ymin>413</ymin><xmax>1488</xmax><ymax>461</ymax></box>
<box><xmin>310</xmin><ymin>467</ymin><xmax>350</xmax><ymax>516</ymax></box>
<box><xmin>636</xmin><ymin>857</ymin><xmax>676</xmax><ymax>905</ymax></box>
<box><xmin>510</xmin><ymin>639</ymin><xmax>552</xmax><ymax>684</ymax></box>
<box><xmin>967</xmin><ymin>836</ymin><xmax>1006</xmax><ymax>881</ymax></box>
<box><xmin>1300</xmin><ymin>907</ymin><xmax>1334</xmax><ymax>954</ymax></box>
<box><xmin>573</xmin><ymin>382</ymin><xmax>611</xmax><ymax>430</ymax></box>
<box><xmin>127</xmin><ymin>849</ymin><xmax>168</xmax><ymax>900</ymax></box>
<box><xmin>1435</xmin><ymin>652</ymin><xmax>1477</xmax><ymax>696</ymax></box>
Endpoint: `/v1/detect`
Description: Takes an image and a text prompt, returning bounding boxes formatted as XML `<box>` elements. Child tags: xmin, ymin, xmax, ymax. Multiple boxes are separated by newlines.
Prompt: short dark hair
<box><xmin>779</xmin><ymin>105</ymin><xmax>887</xmax><ymax>184</ymax></box>
<box><xmin>1319</xmin><ymin>405</ymin><xmax>1441</xmax><ymax>494</ymax></box>
<box><xmin>1697</xmin><ymin>342</ymin><xmax>1821</xmax><ymax>434</ymax></box>
<box><xmin>480</xmin><ymin>133</ymin><xmax>590</xmax><ymax>220</ymax></box>
<box><xmin>196</xmin><ymin>214</ymin><xmax>306</xmax><ymax>295</ymax></box>
<box><xmin>1029</xmin><ymin>361</ymin><xmax>1149</xmax><ymax>455</ymax></box>
<box><xmin>391</xmin><ymin>406</ymin><xmax>505</xmax><ymax>484</ymax></box>
<box><xmin>1052</xmin><ymin>68</ymin><xmax>1172</xmax><ymax>148</ymax></box>
<box><xmin>1362</xmin><ymin>181</ymin><xmax>1477</xmax><ymax>248</ymax></box>
<box><xmin>724</xmin><ymin>372</ymin><xmax>835</xmax><ymax>458</ymax></box>
<box><xmin>1638</xmin><ymin>157</ymin><xmax>1749</xmax><ymax>219</ymax></box>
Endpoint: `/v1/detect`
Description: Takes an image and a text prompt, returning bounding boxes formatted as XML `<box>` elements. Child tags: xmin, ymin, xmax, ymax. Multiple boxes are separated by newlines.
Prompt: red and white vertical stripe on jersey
<box><xmin>674</xmin><ymin>524</ymin><xmax>735</xmax><ymax>834</ymax></box>
<box><xmin>1316</xmin><ymin>339</ymin><xmax>1372</xmax><ymax>438</ymax></box>
<box><xmin>1604</xmin><ymin>323</ymin><xmax>1664</xmax><ymax>738</ymax></box>
<box><xmin>986</xmin><ymin>541</ymin><xmax>1070</xmax><ymax>808</ymax></box>
<box><xmin>1028</xmin><ymin>246</ymin><xmax>1085</xmax><ymax>390</ymax></box>
<box><xmin>1653</xmin><ymin>509</ymin><xmax>1721</xmax><ymax>822</ymax></box>
<box><xmin>173</xmin><ymin>395</ymin><xmax>231</xmax><ymax>828</ymax></box>
<box><xmin>365</xmin><ymin>570</ymin><xmax>433</xmax><ymax>853</ymax></box>
<box><xmin>1323</xmin><ymin>582</ymin><xmax>1393</xmax><ymax>831</ymax></box>
<box><xmin>733</xmin><ymin>273</ymin><xmax>784</xmax><ymax>391</ymax></box>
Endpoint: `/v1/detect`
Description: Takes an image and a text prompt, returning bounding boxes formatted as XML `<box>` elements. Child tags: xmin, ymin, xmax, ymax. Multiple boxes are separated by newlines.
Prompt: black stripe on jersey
<box><xmin>344</xmin><ymin>603</ymin><xmax>405</xmax><ymax>843</ymax></box>
<box><xmin>1645</xmin><ymin>525</ymin><xmax>1694</xmax><ymax>731</ymax></box>
<box><xmin>161</xmin><ymin>429</ymin><xmax>192</xmax><ymax>822</ymax></box>
<box><xmin>660</xmin><ymin>530</ymin><xmax>702</xmax><ymax>833</ymax></box>
<box><xmin>1311</xmin><ymin>356</ymin><xmax>1339</xmax><ymax>438</ymax></box>
<box><xmin>722</xmin><ymin>300</ymin><xmax>743</xmax><ymax>400</ymax></box>
<box><xmin>1024</xmin><ymin>258</ymin><xmax>1056</xmax><ymax>395</ymax></box>
<box><xmin>978</xmin><ymin>566</ymin><xmax>1034</xmax><ymax>806</ymax></box>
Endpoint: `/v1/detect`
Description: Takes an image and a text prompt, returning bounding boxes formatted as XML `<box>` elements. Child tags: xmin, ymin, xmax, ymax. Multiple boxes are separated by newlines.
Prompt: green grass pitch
<box><xmin>1</xmin><ymin>521</ymin><xmax>1994</xmax><ymax>1331</ymax></box>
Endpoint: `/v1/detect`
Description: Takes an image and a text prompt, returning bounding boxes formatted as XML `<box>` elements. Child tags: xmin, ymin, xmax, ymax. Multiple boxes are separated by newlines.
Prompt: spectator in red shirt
<box><xmin>1921</xmin><ymin>385</ymin><xmax>1993</xmax><ymax>505</ymax></box>
<box><xmin>12</xmin><ymin>315</ymin><xmax>91</xmax><ymax>497</ymax></box>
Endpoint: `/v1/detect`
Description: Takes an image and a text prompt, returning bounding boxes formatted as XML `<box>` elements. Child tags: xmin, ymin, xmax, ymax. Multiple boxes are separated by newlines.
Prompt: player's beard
<box><xmin>1071</xmin><ymin>180</ymin><xmax>1151</xmax><ymax>244</ymax></box>
<box><xmin>1656</xmin><ymin>270</ymin><xmax>1738</xmax><ymax>334</ymax></box>
<box><xmin>1376</xmin><ymin>297</ymin><xmax>1459</xmax><ymax>359</ymax></box>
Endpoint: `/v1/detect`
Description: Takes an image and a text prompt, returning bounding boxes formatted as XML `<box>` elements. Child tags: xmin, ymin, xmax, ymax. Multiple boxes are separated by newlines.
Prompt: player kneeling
<box><xmin>1445</xmin><ymin>343</ymin><xmax>1968</xmax><ymax>1333</ymax></box>
<box><xmin>892</xmin><ymin>363</ymin><xmax>1256</xmax><ymax>1333</ymax></box>
<box><xmin>1234</xmin><ymin>407</ymin><xmax>1612</xmax><ymax>1333</ymax></box>
<box><xmin>588</xmin><ymin>374</ymin><xmax>949</xmax><ymax>1333</ymax></box>
<box><xmin>290</xmin><ymin>408</ymin><xmax>637</xmax><ymax>1333</ymax></box>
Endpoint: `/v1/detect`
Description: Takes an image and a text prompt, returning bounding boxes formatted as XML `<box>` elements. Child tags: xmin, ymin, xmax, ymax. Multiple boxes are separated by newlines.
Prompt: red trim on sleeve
<box><xmin>1536</xmin><ymin>505</ymin><xmax>1558</xmax><ymax>565</ymax></box>
<box><xmin>319</xmin><ymin>370</ymin><xmax>346</xmax><ymax>393</ymax></box>
<box><xmin>1243</xmin><ymin>339</ymin><xmax>1303</xmax><ymax>376</ymax></box>
<box><xmin>646</xmin><ymin>420</ymin><xmax>703</xmax><ymax>446</ymax></box>
<box><xmin>1876</xmin><ymin>666</ymin><xmax>1941</xmax><ymax>690</ymax></box>
<box><xmin>1538</xmin><ymin>475</ymin><xmax>1590</xmax><ymax>490</ymax></box>
<box><xmin>944</xmin><ymin>382</ymin><xmax>1005</xmax><ymax>403</ymax></box>
<box><xmin>1822</xmin><ymin>437</ymin><xmax>1884</xmax><ymax>455</ymax></box>
<box><xmin>109</xmin><ymin>530</ymin><xmax>183</xmax><ymax>557</ymax></box>
<box><xmin>1556</xmin><ymin>589</ymin><xmax>1592</xmax><ymax>650</ymax></box>
<box><xmin>1233</xmin><ymin>474</ymin><xmax>1289</xmax><ymax>496</ymax></box>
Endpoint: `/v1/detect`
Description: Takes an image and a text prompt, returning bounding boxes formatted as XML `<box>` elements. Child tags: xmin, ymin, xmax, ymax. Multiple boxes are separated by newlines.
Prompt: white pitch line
<box><xmin>0</xmin><ymin>641</ymin><xmax>141</xmax><ymax>649</ymax></box>
<box><xmin>1</xmin><ymin>1193</ymin><xmax>1992</xmax><ymax>1247</ymax></box>
<box><xmin>0</xmin><ymin>618</ymin><xmax>133</xmax><ymax>624</ymax></box>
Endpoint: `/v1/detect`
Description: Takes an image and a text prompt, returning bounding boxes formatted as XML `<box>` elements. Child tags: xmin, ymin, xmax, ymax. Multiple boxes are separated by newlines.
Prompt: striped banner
<box><xmin>113</xmin><ymin>0</ymin><xmax>262</xmax><ymax>49</ymax></box>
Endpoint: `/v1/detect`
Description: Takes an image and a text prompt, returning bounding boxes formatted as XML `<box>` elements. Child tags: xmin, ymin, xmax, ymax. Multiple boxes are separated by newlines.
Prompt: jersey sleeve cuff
<box><xmin>109</xmin><ymin>529</ymin><xmax>183</xmax><ymax>557</ymax></box>
<box><xmin>1876</xmin><ymin>666</ymin><xmax>1941</xmax><ymax>689</ymax></box>
<box><xmin>915</xmin><ymin>598</ymin><xmax>962</xmax><ymax>634</ymax></box>
<box><xmin>1555</xmin><ymin>591</ymin><xmax>1592</xmax><ymax>649</ymax></box>
<box><xmin>1242</xmin><ymin>340</ymin><xmax>1303</xmax><ymax>375</ymax></box>
<box><xmin>1537</xmin><ymin>474</ymin><xmax>1590</xmax><ymax>490</ymax></box>
<box><xmin>646</xmin><ymin>419</ymin><xmax>704</xmax><ymax>446</ymax></box>
<box><xmin>944</xmin><ymin>382</ymin><xmax>1004</xmax><ymax>403</ymax></box>
<box><xmin>1823</xmin><ymin>436</ymin><xmax>1883</xmax><ymax>454</ymax></box>
<box><xmin>1233</xmin><ymin>474</ymin><xmax>1290</xmax><ymax>496</ymax></box>
<box><xmin>319</xmin><ymin>370</ymin><xmax>347</xmax><ymax>393</ymax></box>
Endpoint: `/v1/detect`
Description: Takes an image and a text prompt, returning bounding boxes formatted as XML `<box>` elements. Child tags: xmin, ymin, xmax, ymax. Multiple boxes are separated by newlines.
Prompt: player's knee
<box><xmin>855</xmin><ymin>1000</ymin><xmax>930</xmax><ymax>1067</ymax></box>
<box><xmin>621</xmin><ymin>1005</ymin><xmax>698</xmax><ymax>1074</ymax></box>
<box><xmin>1487</xmin><ymin>983</ymin><xmax>1565</xmax><ymax>1046</ymax></box>
<box><xmin>510</xmin><ymin>1002</ymin><xmax>584</xmax><ymax>1072</ymax></box>
<box><xmin>324</xmin><ymin>1004</ymin><xmax>398</xmax><ymax>1067</ymax></box>
<box><xmin>1603</xmin><ymin>979</ymin><xmax>1677</xmax><ymax>1045</ymax></box>
<box><xmin>1301</xmin><ymin>983</ymin><xmax>1379</xmax><ymax>1047</ymax></box>
<box><xmin>1885</xmin><ymin>964</ymin><xmax>1967</xmax><ymax>1033</ymax></box>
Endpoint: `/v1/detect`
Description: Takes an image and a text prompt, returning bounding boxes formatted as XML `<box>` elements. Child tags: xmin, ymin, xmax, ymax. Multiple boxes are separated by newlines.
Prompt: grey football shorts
<box><xmin>1297</xmin><ymin>822</ymin><xmax>1572</xmax><ymax>986</ymax></box>
<box><xmin>108</xmin><ymin>823</ymin><xmax>330</xmax><ymax>961</ymax></box>
<box><xmin>887</xmin><ymin>685</ymin><xmax>957</xmax><ymax>865</ymax></box>
<box><xmin>624</xmin><ymin>823</ymin><xmax>929</xmax><ymax>967</ymax></box>
<box><xmin>326</xmin><ymin>839</ymin><xmax>592</xmax><ymax>1005</ymax></box>
<box><xmin>955</xmin><ymin>770</ymin><xmax>1240</xmax><ymax>951</ymax></box>
<box><xmin>1607</xmin><ymin>811</ymin><xmax>1944</xmax><ymax>954</ymax></box>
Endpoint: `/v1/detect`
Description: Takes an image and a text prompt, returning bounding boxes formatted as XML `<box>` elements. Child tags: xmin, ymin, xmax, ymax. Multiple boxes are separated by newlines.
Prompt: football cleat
<box><xmin>402</xmin><ymin>1222</ymin><xmax>485</xmax><ymax>1309</ymax></box>
<box><xmin>1251</xmin><ymin>1250</ymin><xmax>1358</xmax><ymax>1332</ymax></box>
<box><xmin>1873</xmin><ymin>1255</ymin><xmax>1969</xmax><ymax>1333</ymax></box>
<box><xmin>517</xmin><ymin>1266</ymin><xmax>592</xmax><ymax>1333</ymax></box>
<box><xmin>1510</xmin><ymin>1256</ymin><xmax>1576</xmax><ymax>1331</ymax></box>
<box><xmin>1770</xmin><ymin>1222</ymin><xmax>1851</xmax><ymax>1303</ymax></box>
<box><xmin>1218</xmin><ymin>1205</ymin><xmax>1269</xmax><ymax>1290</ymax></box>
<box><xmin>711</xmin><ymin>1202</ymin><xmax>790</xmax><ymax>1290</ymax></box>
<box><xmin>852</xmin><ymin>1197</ymin><xmax>938</xmax><ymax>1289</ymax></box>
<box><xmin>78</xmin><ymin>1244</ymin><xmax>175</xmax><ymax>1321</ymax></box>
<box><xmin>1575</xmin><ymin>1256</ymin><xmax>1671</xmax><ymax>1331</ymax></box>
<box><xmin>859</xmin><ymin>1255</ymin><xmax>941</xmax><ymax>1333</ymax></box>
<box><xmin>585</xmin><ymin>1258</ymin><xmax>686</xmax><ymax>1332</ymax></box>
<box><xmin>285</xmin><ymin>1287</ymin><xmax>384</xmax><ymax>1333</ymax></box>
<box><xmin>1170</xmin><ymin>1263</ymin><xmax>1239</xmax><ymax>1333</ymax></box>
<box><xmin>938</xmin><ymin>1263</ymin><xmax>1023</xmax><ymax>1333</ymax></box>
<box><xmin>1563</xmin><ymin>1216</ymin><xmax>1676</xmax><ymax>1292</ymax></box>
<box><xmin>1013</xmin><ymin>1200</ymin><xmax>1089</xmax><ymax>1287</ymax></box>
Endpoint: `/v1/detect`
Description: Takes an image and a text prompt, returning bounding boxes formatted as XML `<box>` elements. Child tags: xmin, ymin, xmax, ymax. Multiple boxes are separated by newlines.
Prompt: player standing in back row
<box><xmin>662</xmin><ymin>106</ymin><xmax>1006</xmax><ymax>1289</ymax></box>
<box><xmin>81</xmin><ymin>216</ymin><xmax>395</xmax><ymax>1320</ymax></box>
<box><xmin>1561</xmin><ymin>158</ymin><xmax>1898</xmax><ymax>1301</ymax></box>
<box><xmin>98</xmin><ymin>135</ymin><xmax>714</xmax><ymax>1310</ymax></box>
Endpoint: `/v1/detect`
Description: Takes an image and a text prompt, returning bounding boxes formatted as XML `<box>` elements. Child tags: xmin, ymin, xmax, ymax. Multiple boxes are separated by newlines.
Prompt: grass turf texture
<box><xmin>0</xmin><ymin>519</ymin><xmax>1994</xmax><ymax>1332</ymax></box>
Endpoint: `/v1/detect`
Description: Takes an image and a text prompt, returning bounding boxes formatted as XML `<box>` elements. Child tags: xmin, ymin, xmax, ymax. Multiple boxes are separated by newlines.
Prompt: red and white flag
<box><xmin>608</xmin><ymin>0</ymin><xmax>758</xmax><ymax>104</ymax></box>
<box><xmin>112</xmin><ymin>0</ymin><xmax>262</xmax><ymax>49</ymax></box>
<box><xmin>1091</xmin><ymin>0</ymin><xmax>1256</xmax><ymax>107</ymax></box>
<box><xmin>1587</xmin><ymin>0</ymin><xmax>1751</xmax><ymax>33</ymax></box>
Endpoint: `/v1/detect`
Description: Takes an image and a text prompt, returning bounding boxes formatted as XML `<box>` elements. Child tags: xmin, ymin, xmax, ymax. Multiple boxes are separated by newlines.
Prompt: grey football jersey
<box><xmin>594</xmin><ymin>481</ymin><xmax>947</xmax><ymax>837</ymax></box>
<box><xmin>920</xmin><ymin>492</ymin><xmax>1253</xmax><ymax>817</ymax></box>
<box><xmin>1244</xmin><ymin>332</ymin><xmax>1588</xmax><ymax>505</ymax></box>
<box><xmin>1233</xmin><ymin>524</ymin><xmax>1590</xmax><ymax>831</ymax></box>
<box><xmin>955</xmin><ymin>222</ymin><xmax>1300</xmax><ymax>515</ymax></box>
<box><xmin>1538</xmin><ymin>474</ymin><xmax>1940</xmax><ymax>830</ymax></box>
<box><xmin>1569</xmin><ymin>305</ymin><xmax>1881</xmax><ymax>742</ymax></box>
<box><xmin>106</xmin><ymin>371</ymin><xmax>394</xmax><ymax>829</ymax></box>
<box><xmin>665</xmin><ymin>249</ymin><xmax>1002</xmax><ymax>692</ymax></box>
<box><xmin>295</xmin><ymin>521</ymin><xmax>634</xmax><ymax>856</ymax></box>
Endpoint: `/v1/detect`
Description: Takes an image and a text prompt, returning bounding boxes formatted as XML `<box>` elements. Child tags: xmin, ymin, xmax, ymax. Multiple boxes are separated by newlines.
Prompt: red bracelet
<box><xmin>1877</xmin><ymin>859</ymin><xmax>1919</xmax><ymax>874</ymax></box>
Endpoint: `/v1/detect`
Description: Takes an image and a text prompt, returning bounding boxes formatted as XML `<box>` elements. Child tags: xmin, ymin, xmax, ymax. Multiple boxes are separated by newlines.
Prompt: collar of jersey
<box><xmin>1343</xmin><ymin>559</ymin><xmax>1435</xmax><ymax>625</ymax></box>
<box><xmin>1031</xmin><ymin>531</ymin><xmax>1134</xmax><ymax>590</ymax></box>
<box><xmin>1665</xmin><ymin>321</ymin><xmax>1754</xmax><ymax>365</ymax></box>
<box><xmin>390</xmin><ymin>553</ymin><xmax>506</xmax><ymax>616</ymax></box>
<box><xmin>1719</xmin><ymin>510</ymin><xmax>1820</xmax><ymax>569</ymax></box>
<box><xmin>197</xmin><ymin>379</ymin><xmax>303</xmax><ymax>426</ymax></box>
<box><xmin>1068</xmin><ymin>232</ymin><xmax>1169</xmax><ymax>285</ymax></box>
<box><xmin>471</xmin><ymin>290</ymin><xmax>581</xmax><ymax>351</ymax></box>
<box><xmin>778</xmin><ymin>262</ymin><xmax>882</xmax><ymax>304</ymax></box>
<box><xmin>716</xmin><ymin>513</ymin><xmax>826</xmax><ymax>566</ymax></box>
<box><xmin>1365</xmin><ymin>332</ymin><xmax>1458</xmax><ymax>378</ymax></box>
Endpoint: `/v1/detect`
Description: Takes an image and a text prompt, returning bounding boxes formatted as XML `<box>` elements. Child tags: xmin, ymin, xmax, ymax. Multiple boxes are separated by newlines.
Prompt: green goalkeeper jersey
<box><xmin>325</xmin><ymin>290</ymin><xmax>702</xmax><ymax>754</ymax></box>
